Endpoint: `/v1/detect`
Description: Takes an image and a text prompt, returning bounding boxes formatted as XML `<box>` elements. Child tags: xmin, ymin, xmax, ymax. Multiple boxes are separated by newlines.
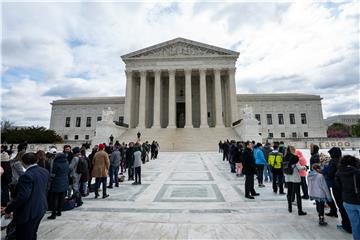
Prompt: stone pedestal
<box><xmin>233</xmin><ymin>119</ymin><xmax>262</xmax><ymax>143</ymax></box>
<box><xmin>92</xmin><ymin>121</ymin><xmax>128</xmax><ymax>146</ymax></box>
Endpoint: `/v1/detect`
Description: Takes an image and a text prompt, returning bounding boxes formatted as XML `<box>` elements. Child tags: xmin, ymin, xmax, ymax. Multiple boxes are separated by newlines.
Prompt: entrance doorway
<box><xmin>176</xmin><ymin>102</ymin><xmax>185</xmax><ymax>128</ymax></box>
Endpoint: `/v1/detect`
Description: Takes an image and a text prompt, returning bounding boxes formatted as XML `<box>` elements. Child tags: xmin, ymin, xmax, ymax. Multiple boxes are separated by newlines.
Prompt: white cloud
<box><xmin>1</xmin><ymin>1</ymin><xmax>359</xmax><ymax>127</ymax></box>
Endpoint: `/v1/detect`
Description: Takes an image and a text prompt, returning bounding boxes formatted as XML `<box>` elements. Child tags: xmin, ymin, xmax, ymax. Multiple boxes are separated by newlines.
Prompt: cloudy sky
<box><xmin>2</xmin><ymin>1</ymin><xmax>359</xmax><ymax>127</ymax></box>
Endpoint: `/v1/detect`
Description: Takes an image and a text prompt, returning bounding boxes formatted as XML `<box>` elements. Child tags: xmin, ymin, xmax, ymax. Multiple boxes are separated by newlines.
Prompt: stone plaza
<box><xmin>36</xmin><ymin>152</ymin><xmax>353</xmax><ymax>239</ymax></box>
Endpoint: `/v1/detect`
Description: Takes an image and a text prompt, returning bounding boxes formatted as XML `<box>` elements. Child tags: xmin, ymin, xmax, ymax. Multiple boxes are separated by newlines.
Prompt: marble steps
<box><xmin>117</xmin><ymin>128</ymin><xmax>241</xmax><ymax>151</ymax></box>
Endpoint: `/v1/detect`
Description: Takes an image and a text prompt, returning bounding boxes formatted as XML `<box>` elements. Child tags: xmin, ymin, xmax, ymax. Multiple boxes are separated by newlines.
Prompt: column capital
<box><xmin>199</xmin><ymin>68</ymin><xmax>207</xmax><ymax>74</ymax></box>
<box><xmin>125</xmin><ymin>69</ymin><xmax>132</xmax><ymax>75</ymax></box>
<box><xmin>228</xmin><ymin>67</ymin><xmax>236</xmax><ymax>74</ymax></box>
<box><xmin>214</xmin><ymin>68</ymin><xmax>221</xmax><ymax>74</ymax></box>
<box><xmin>168</xmin><ymin>69</ymin><xmax>176</xmax><ymax>75</ymax></box>
<box><xmin>184</xmin><ymin>68</ymin><xmax>192</xmax><ymax>75</ymax></box>
<box><xmin>140</xmin><ymin>70</ymin><xmax>147</xmax><ymax>77</ymax></box>
<box><xmin>154</xmin><ymin>69</ymin><xmax>161</xmax><ymax>77</ymax></box>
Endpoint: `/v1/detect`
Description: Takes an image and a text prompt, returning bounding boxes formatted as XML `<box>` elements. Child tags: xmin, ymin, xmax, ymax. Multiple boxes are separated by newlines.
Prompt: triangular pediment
<box><xmin>121</xmin><ymin>38</ymin><xmax>239</xmax><ymax>60</ymax></box>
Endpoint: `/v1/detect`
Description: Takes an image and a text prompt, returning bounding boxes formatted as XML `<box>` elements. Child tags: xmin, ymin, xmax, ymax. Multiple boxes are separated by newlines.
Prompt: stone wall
<box><xmin>268</xmin><ymin>137</ymin><xmax>360</xmax><ymax>150</ymax></box>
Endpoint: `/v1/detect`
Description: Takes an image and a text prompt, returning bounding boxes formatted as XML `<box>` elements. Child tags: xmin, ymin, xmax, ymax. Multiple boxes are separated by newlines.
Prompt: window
<box><xmin>292</xmin><ymin>132</ymin><xmax>297</xmax><ymax>138</ymax></box>
<box><xmin>278</xmin><ymin>114</ymin><xmax>284</xmax><ymax>125</ymax></box>
<box><xmin>76</xmin><ymin>117</ymin><xmax>81</xmax><ymax>127</ymax></box>
<box><xmin>64</xmin><ymin>135</ymin><xmax>68</xmax><ymax>140</ymax></box>
<box><xmin>97</xmin><ymin>116</ymin><xmax>102</xmax><ymax>122</ymax></box>
<box><xmin>290</xmin><ymin>114</ymin><xmax>296</xmax><ymax>124</ymax></box>
<box><xmin>255</xmin><ymin>114</ymin><xmax>261</xmax><ymax>125</ymax></box>
<box><xmin>65</xmin><ymin>117</ymin><xmax>70</xmax><ymax>127</ymax></box>
<box><xmin>85</xmin><ymin>135</ymin><xmax>89</xmax><ymax>140</ymax></box>
<box><xmin>266</xmin><ymin>114</ymin><xmax>272</xmax><ymax>125</ymax></box>
<box><xmin>268</xmin><ymin>132</ymin><xmax>274</xmax><ymax>138</ymax></box>
<box><xmin>301</xmin><ymin>113</ymin><xmax>307</xmax><ymax>124</ymax></box>
<box><xmin>304</xmin><ymin>132</ymin><xmax>308</xmax><ymax>137</ymax></box>
<box><xmin>119</xmin><ymin>116</ymin><xmax>124</xmax><ymax>124</ymax></box>
<box><xmin>86</xmin><ymin>117</ymin><xmax>91</xmax><ymax>127</ymax></box>
<box><xmin>74</xmin><ymin>135</ymin><xmax>79</xmax><ymax>140</ymax></box>
<box><xmin>281</xmin><ymin>132</ymin><xmax>285</xmax><ymax>138</ymax></box>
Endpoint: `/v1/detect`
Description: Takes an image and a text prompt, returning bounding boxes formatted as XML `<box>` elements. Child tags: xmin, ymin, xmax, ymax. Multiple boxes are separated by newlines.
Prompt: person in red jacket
<box><xmin>296</xmin><ymin>149</ymin><xmax>309</xmax><ymax>199</ymax></box>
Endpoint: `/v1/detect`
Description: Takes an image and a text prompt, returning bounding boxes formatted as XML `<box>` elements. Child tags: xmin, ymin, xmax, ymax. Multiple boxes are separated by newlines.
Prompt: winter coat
<box><xmin>296</xmin><ymin>150</ymin><xmax>308</xmax><ymax>177</ymax></box>
<box><xmin>50</xmin><ymin>153</ymin><xmax>70</xmax><ymax>193</ymax></box>
<box><xmin>307</xmin><ymin>171</ymin><xmax>332</xmax><ymax>202</ymax></box>
<box><xmin>335</xmin><ymin>165</ymin><xmax>360</xmax><ymax>205</ymax></box>
<box><xmin>1</xmin><ymin>160</ymin><xmax>12</xmax><ymax>188</ymax></box>
<box><xmin>242</xmin><ymin>148</ymin><xmax>256</xmax><ymax>176</ymax></box>
<box><xmin>110</xmin><ymin>149</ymin><xmax>121</xmax><ymax>167</ymax></box>
<box><xmin>253</xmin><ymin>148</ymin><xmax>267</xmax><ymax>165</ymax></box>
<box><xmin>268</xmin><ymin>151</ymin><xmax>283</xmax><ymax>169</ymax></box>
<box><xmin>125</xmin><ymin>147</ymin><xmax>134</xmax><ymax>168</ymax></box>
<box><xmin>322</xmin><ymin>147</ymin><xmax>342</xmax><ymax>188</ymax></box>
<box><xmin>69</xmin><ymin>156</ymin><xmax>81</xmax><ymax>179</ymax></box>
<box><xmin>133</xmin><ymin>150</ymin><xmax>142</xmax><ymax>168</ymax></box>
<box><xmin>284</xmin><ymin>154</ymin><xmax>306</xmax><ymax>183</ymax></box>
<box><xmin>80</xmin><ymin>156</ymin><xmax>90</xmax><ymax>182</ymax></box>
<box><xmin>91</xmin><ymin>150</ymin><xmax>110</xmax><ymax>178</ymax></box>
<box><xmin>310</xmin><ymin>145</ymin><xmax>320</xmax><ymax>167</ymax></box>
<box><xmin>232</xmin><ymin>148</ymin><xmax>243</xmax><ymax>163</ymax></box>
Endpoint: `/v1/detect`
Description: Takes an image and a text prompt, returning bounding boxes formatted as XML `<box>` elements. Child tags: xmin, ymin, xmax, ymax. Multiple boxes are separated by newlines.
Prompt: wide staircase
<box><xmin>117</xmin><ymin>127</ymin><xmax>241</xmax><ymax>152</ymax></box>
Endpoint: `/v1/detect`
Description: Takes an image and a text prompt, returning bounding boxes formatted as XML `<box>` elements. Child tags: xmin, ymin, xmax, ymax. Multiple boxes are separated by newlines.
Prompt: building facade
<box><xmin>324</xmin><ymin>114</ymin><xmax>360</xmax><ymax>127</ymax></box>
<box><xmin>49</xmin><ymin>38</ymin><xmax>327</xmax><ymax>143</ymax></box>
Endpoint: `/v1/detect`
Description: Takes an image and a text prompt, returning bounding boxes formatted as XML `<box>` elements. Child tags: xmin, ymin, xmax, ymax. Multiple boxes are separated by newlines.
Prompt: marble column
<box><xmin>137</xmin><ymin>70</ymin><xmax>147</xmax><ymax>128</ymax></box>
<box><xmin>168</xmin><ymin>69</ymin><xmax>176</xmax><ymax>128</ymax></box>
<box><xmin>152</xmin><ymin>70</ymin><xmax>161</xmax><ymax>128</ymax></box>
<box><xmin>214</xmin><ymin>68</ymin><xmax>224</xmax><ymax>127</ymax></box>
<box><xmin>199</xmin><ymin>68</ymin><xmax>208</xmax><ymax>128</ymax></box>
<box><xmin>124</xmin><ymin>70</ymin><xmax>132</xmax><ymax>127</ymax></box>
<box><xmin>185</xmin><ymin>69</ymin><xmax>192</xmax><ymax>128</ymax></box>
<box><xmin>228</xmin><ymin>68</ymin><xmax>238</xmax><ymax>124</ymax></box>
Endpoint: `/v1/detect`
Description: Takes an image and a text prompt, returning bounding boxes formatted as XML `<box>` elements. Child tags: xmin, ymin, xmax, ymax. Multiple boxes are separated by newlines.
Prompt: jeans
<box><xmin>236</xmin><ymin>163</ymin><xmax>243</xmax><ymax>175</ymax></box>
<box><xmin>264</xmin><ymin>164</ymin><xmax>272</xmax><ymax>181</ymax></box>
<box><xmin>135</xmin><ymin>166</ymin><xmax>141</xmax><ymax>183</ymax></box>
<box><xmin>95</xmin><ymin>177</ymin><xmax>107</xmax><ymax>197</ymax></box>
<box><xmin>315</xmin><ymin>200</ymin><xmax>325</xmax><ymax>217</ymax></box>
<box><xmin>245</xmin><ymin>174</ymin><xmax>256</xmax><ymax>196</ymax></box>
<box><xmin>109</xmin><ymin>165</ymin><xmax>119</xmax><ymax>187</ymax></box>
<box><xmin>300</xmin><ymin>176</ymin><xmax>309</xmax><ymax>197</ymax></box>
<box><xmin>230</xmin><ymin>162</ymin><xmax>236</xmax><ymax>173</ymax></box>
<box><xmin>343</xmin><ymin>202</ymin><xmax>360</xmax><ymax>240</ymax></box>
<box><xmin>287</xmin><ymin>182</ymin><xmax>303</xmax><ymax>213</ymax></box>
<box><xmin>81</xmin><ymin>181</ymin><xmax>88</xmax><ymax>195</ymax></box>
<box><xmin>256</xmin><ymin>164</ymin><xmax>264</xmax><ymax>185</ymax></box>
<box><xmin>272</xmin><ymin>168</ymin><xmax>284</xmax><ymax>193</ymax></box>
<box><xmin>128</xmin><ymin>165</ymin><xmax>134</xmax><ymax>180</ymax></box>
<box><xmin>333</xmin><ymin>185</ymin><xmax>352</xmax><ymax>233</ymax></box>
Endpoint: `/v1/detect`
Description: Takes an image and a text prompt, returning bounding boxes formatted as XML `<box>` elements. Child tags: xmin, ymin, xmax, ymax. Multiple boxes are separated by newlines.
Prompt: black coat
<box><xmin>232</xmin><ymin>148</ymin><xmax>243</xmax><ymax>163</ymax></box>
<box><xmin>50</xmin><ymin>154</ymin><xmax>69</xmax><ymax>193</ymax></box>
<box><xmin>335</xmin><ymin>165</ymin><xmax>360</xmax><ymax>205</ymax></box>
<box><xmin>5</xmin><ymin>165</ymin><xmax>49</xmax><ymax>224</ymax></box>
<box><xmin>242</xmin><ymin>148</ymin><xmax>256</xmax><ymax>175</ymax></box>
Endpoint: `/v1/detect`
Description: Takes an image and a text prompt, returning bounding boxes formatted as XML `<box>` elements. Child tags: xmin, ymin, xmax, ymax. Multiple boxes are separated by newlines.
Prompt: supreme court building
<box><xmin>50</xmin><ymin>38</ymin><xmax>327</xmax><ymax>148</ymax></box>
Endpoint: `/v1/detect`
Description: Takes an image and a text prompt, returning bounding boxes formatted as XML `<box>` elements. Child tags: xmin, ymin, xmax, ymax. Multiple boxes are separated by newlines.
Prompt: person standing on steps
<box><xmin>92</xmin><ymin>144</ymin><xmax>110</xmax><ymax>199</ymax></box>
<box><xmin>253</xmin><ymin>143</ymin><xmax>267</xmax><ymax>188</ymax></box>
<box><xmin>125</xmin><ymin>142</ymin><xmax>135</xmax><ymax>181</ymax></box>
<box><xmin>308</xmin><ymin>164</ymin><xmax>333</xmax><ymax>226</ymax></box>
<box><xmin>242</xmin><ymin>141</ymin><xmax>260</xmax><ymax>199</ymax></box>
<box><xmin>132</xmin><ymin>143</ymin><xmax>142</xmax><ymax>185</ymax></box>
<box><xmin>284</xmin><ymin>146</ymin><xmax>307</xmax><ymax>216</ymax></box>
<box><xmin>268</xmin><ymin>143</ymin><xmax>285</xmax><ymax>195</ymax></box>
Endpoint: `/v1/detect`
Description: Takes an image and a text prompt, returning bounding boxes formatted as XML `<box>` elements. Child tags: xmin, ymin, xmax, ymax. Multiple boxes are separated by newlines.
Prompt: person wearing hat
<box><xmin>92</xmin><ymin>144</ymin><xmax>110</xmax><ymax>199</ymax></box>
<box><xmin>68</xmin><ymin>147</ymin><xmax>83</xmax><ymax>206</ymax></box>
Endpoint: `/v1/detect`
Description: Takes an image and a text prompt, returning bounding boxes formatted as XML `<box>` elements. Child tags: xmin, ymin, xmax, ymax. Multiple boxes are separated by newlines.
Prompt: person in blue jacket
<box><xmin>253</xmin><ymin>143</ymin><xmax>267</xmax><ymax>187</ymax></box>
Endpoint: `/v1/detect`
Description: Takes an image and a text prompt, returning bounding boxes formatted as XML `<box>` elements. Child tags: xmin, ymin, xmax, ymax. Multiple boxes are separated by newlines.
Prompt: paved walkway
<box><xmin>37</xmin><ymin>152</ymin><xmax>352</xmax><ymax>239</ymax></box>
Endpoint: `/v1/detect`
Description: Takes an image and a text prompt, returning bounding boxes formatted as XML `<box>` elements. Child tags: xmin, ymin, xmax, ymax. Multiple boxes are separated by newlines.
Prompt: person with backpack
<box><xmin>48</xmin><ymin>151</ymin><xmax>69</xmax><ymax>220</ymax></box>
<box><xmin>284</xmin><ymin>146</ymin><xmax>307</xmax><ymax>216</ymax></box>
<box><xmin>268</xmin><ymin>143</ymin><xmax>285</xmax><ymax>194</ymax></box>
<box><xmin>335</xmin><ymin>155</ymin><xmax>360</xmax><ymax>240</ymax></box>
<box><xmin>68</xmin><ymin>147</ymin><xmax>83</xmax><ymax>207</ymax></box>
<box><xmin>308</xmin><ymin>163</ymin><xmax>332</xmax><ymax>226</ymax></box>
<box><xmin>242</xmin><ymin>141</ymin><xmax>259</xmax><ymax>199</ymax></box>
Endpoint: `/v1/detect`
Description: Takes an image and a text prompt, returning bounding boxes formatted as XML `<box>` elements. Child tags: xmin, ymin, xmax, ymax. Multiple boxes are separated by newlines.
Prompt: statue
<box><xmin>109</xmin><ymin>134</ymin><xmax>114</xmax><ymax>144</ymax></box>
<box><xmin>242</xmin><ymin>104</ymin><xmax>254</xmax><ymax>120</ymax></box>
<box><xmin>137</xmin><ymin>132</ymin><xmax>141</xmax><ymax>140</ymax></box>
<box><xmin>102</xmin><ymin>107</ymin><xmax>115</xmax><ymax>122</ymax></box>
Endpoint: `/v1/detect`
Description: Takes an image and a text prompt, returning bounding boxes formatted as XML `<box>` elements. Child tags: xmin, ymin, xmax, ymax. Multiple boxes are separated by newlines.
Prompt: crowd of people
<box><xmin>0</xmin><ymin>139</ymin><xmax>160</xmax><ymax>239</ymax></box>
<box><xmin>219</xmin><ymin>140</ymin><xmax>360</xmax><ymax>239</ymax></box>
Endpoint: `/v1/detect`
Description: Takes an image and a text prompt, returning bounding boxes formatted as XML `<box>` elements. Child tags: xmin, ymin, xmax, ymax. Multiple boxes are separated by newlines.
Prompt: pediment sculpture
<box><xmin>102</xmin><ymin>107</ymin><xmax>115</xmax><ymax>122</ymax></box>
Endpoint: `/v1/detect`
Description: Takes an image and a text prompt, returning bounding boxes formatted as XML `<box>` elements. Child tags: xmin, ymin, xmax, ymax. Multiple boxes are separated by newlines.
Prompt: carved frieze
<box><xmin>131</xmin><ymin>42</ymin><xmax>229</xmax><ymax>58</ymax></box>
